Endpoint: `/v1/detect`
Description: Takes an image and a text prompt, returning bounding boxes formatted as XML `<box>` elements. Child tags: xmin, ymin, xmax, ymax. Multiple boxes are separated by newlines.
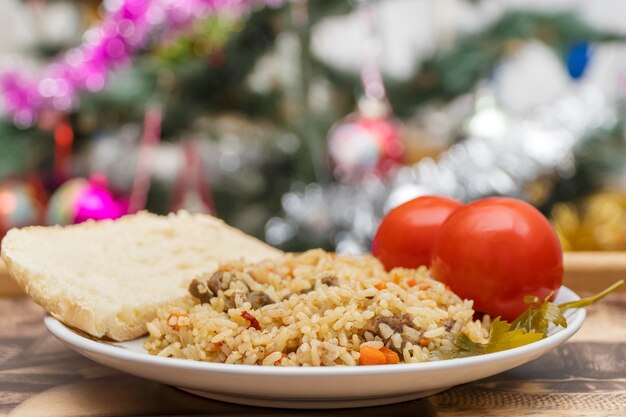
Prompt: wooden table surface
<box><xmin>0</xmin><ymin>254</ymin><xmax>625</xmax><ymax>417</ymax></box>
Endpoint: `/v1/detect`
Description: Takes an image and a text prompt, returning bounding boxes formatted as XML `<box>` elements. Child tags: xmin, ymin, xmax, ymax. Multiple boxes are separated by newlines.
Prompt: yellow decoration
<box><xmin>551</xmin><ymin>192</ymin><xmax>626</xmax><ymax>251</ymax></box>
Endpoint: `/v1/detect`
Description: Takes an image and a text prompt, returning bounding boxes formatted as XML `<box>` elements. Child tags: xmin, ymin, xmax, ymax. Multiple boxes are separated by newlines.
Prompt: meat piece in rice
<box><xmin>207</xmin><ymin>271</ymin><xmax>229</xmax><ymax>295</ymax></box>
<box><xmin>366</xmin><ymin>314</ymin><xmax>418</xmax><ymax>353</ymax></box>
<box><xmin>188</xmin><ymin>278</ymin><xmax>212</xmax><ymax>304</ymax></box>
<box><xmin>368</xmin><ymin>314</ymin><xmax>416</xmax><ymax>334</ymax></box>
<box><xmin>246</xmin><ymin>291</ymin><xmax>274</xmax><ymax>309</ymax></box>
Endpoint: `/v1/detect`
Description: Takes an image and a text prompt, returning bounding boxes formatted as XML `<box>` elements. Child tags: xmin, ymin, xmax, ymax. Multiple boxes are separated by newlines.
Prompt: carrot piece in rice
<box><xmin>380</xmin><ymin>347</ymin><xmax>400</xmax><ymax>364</ymax></box>
<box><xmin>359</xmin><ymin>346</ymin><xmax>387</xmax><ymax>365</ymax></box>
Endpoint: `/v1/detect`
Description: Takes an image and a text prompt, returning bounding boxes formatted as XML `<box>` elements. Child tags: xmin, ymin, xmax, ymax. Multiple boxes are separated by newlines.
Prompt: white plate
<box><xmin>44</xmin><ymin>286</ymin><xmax>586</xmax><ymax>409</ymax></box>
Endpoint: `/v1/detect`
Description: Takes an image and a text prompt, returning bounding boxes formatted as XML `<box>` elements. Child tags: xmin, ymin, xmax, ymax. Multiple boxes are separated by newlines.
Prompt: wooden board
<box><xmin>562</xmin><ymin>252</ymin><xmax>626</xmax><ymax>293</ymax></box>
<box><xmin>0</xmin><ymin>259</ymin><xmax>23</xmax><ymax>297</ymax></box>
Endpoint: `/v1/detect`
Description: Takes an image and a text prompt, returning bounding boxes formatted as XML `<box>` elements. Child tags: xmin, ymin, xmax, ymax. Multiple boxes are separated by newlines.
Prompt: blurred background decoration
<box><xmin>0</xmin><ymin>0</ymin><xmax>625</xmax><ymax>252</ymax></box>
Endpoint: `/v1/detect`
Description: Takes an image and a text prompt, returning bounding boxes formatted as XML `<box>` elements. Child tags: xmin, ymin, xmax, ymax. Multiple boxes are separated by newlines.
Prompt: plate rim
<box><xmin>44</xmin><ymin>285</ymin><xmax>586</xmax><ymax>377</ymax></box>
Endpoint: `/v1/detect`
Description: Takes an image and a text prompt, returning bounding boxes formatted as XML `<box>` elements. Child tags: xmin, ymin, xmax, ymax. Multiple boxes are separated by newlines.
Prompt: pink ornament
<box><xmin>46</xmin><ymin>175</ymin><xmax>129</xmax><ymax>225</ymax></box>
<box><xmin>328</xmin><ymin>114</ymin><xmax>404</xmax><ymax>183</ymax></box>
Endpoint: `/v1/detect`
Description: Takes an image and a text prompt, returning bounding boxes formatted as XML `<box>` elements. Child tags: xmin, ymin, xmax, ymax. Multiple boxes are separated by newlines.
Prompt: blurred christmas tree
<box><xmin>1</xmin><ymin>0</ymin><xmax>625</xmax><ymax>250</ymax></box>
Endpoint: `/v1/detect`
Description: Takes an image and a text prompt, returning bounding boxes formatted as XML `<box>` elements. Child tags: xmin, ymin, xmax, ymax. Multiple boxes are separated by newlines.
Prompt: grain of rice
<box><xmin>378</xmin><ymin>323</ymin><xmax>395</xmax><ymax>339</ymax></box>
<box><xmin>361</xmin><ymin>340</ymin><xmax>384</xmax><ymax>349</ymax></box>
<box><xmin>424</xmin><ymin>327</ymin><xmax>446</xmax><ymax>339</ymax></box>
<box><xmin>310</xmin><ymin>343</ymin><xmax>321</xmax><ymax>366</ymax></box>
<box><xmin>146</xmin><ymin>322</ymin><xmax>161</xmax><ymax>338</ymax></box>
<box><xmin>210</xmin><ymin>329</ymin><xmax>232</xmax><ymax>343</ymax></box>
<box><xmin>391</xmin><ymin>333</ymin><xmax>403</xmax><ymax>349</ymax></box>
<box><xmin>263</xmin><ymin>351</ymin><xmax>283</xmax><ymax>366</ymax></box>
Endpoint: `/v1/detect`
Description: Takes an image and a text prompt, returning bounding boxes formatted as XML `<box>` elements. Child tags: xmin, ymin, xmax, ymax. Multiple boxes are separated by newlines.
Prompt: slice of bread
<box><xmin>0</xmin><ymin>211</ymin><xmax>282</xmax><ymax>341</ymax></box>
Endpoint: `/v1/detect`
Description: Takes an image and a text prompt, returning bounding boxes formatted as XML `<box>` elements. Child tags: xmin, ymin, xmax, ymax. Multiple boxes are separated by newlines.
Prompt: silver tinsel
<box><xmin>265</xmin><ymin>84</ymin><xmax>618</xmax><ymax>253</ymax></box>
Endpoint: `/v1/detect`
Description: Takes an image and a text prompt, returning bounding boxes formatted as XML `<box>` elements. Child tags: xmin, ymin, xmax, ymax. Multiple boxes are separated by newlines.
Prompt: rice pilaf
<box><xmin>144</xmin><ymin>249</ymin><xmax>490</xmax><ymax>366</ymax></box>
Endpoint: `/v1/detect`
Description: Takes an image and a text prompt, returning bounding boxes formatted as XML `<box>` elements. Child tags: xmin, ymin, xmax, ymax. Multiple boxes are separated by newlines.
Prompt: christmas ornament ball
<box><xmin>47</xmin><ymin>175</ymin><xmax>129</xmax><ymax>226</ymax></box>
<box><xmin>0</xmin><ymin>180</ymin><xmax>45</xmax><ymax>238</ymax></box>
<box><xmin>328</xmin><ymin>115</ymin><xmax>404</xmax><ymax>182</ymax></box>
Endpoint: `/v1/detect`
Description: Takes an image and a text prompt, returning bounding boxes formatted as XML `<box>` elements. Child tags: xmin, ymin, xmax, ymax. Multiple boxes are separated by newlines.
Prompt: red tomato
<box><xmin>372</xmin><ymin>196</ymin><xmax>463</xmax><ymax>270</ymax></box>
<box><xmin>431</xmin><ymin>198</ymin><xmax>563</xmax><ymax>321</ymax></box>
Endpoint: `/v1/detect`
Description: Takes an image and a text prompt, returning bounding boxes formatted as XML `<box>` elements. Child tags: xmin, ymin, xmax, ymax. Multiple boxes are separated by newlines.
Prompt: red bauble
<box><xmin>328</xmin><ymin>114</ymin><xmax>404</xmax><ymax>182</ymax></box>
